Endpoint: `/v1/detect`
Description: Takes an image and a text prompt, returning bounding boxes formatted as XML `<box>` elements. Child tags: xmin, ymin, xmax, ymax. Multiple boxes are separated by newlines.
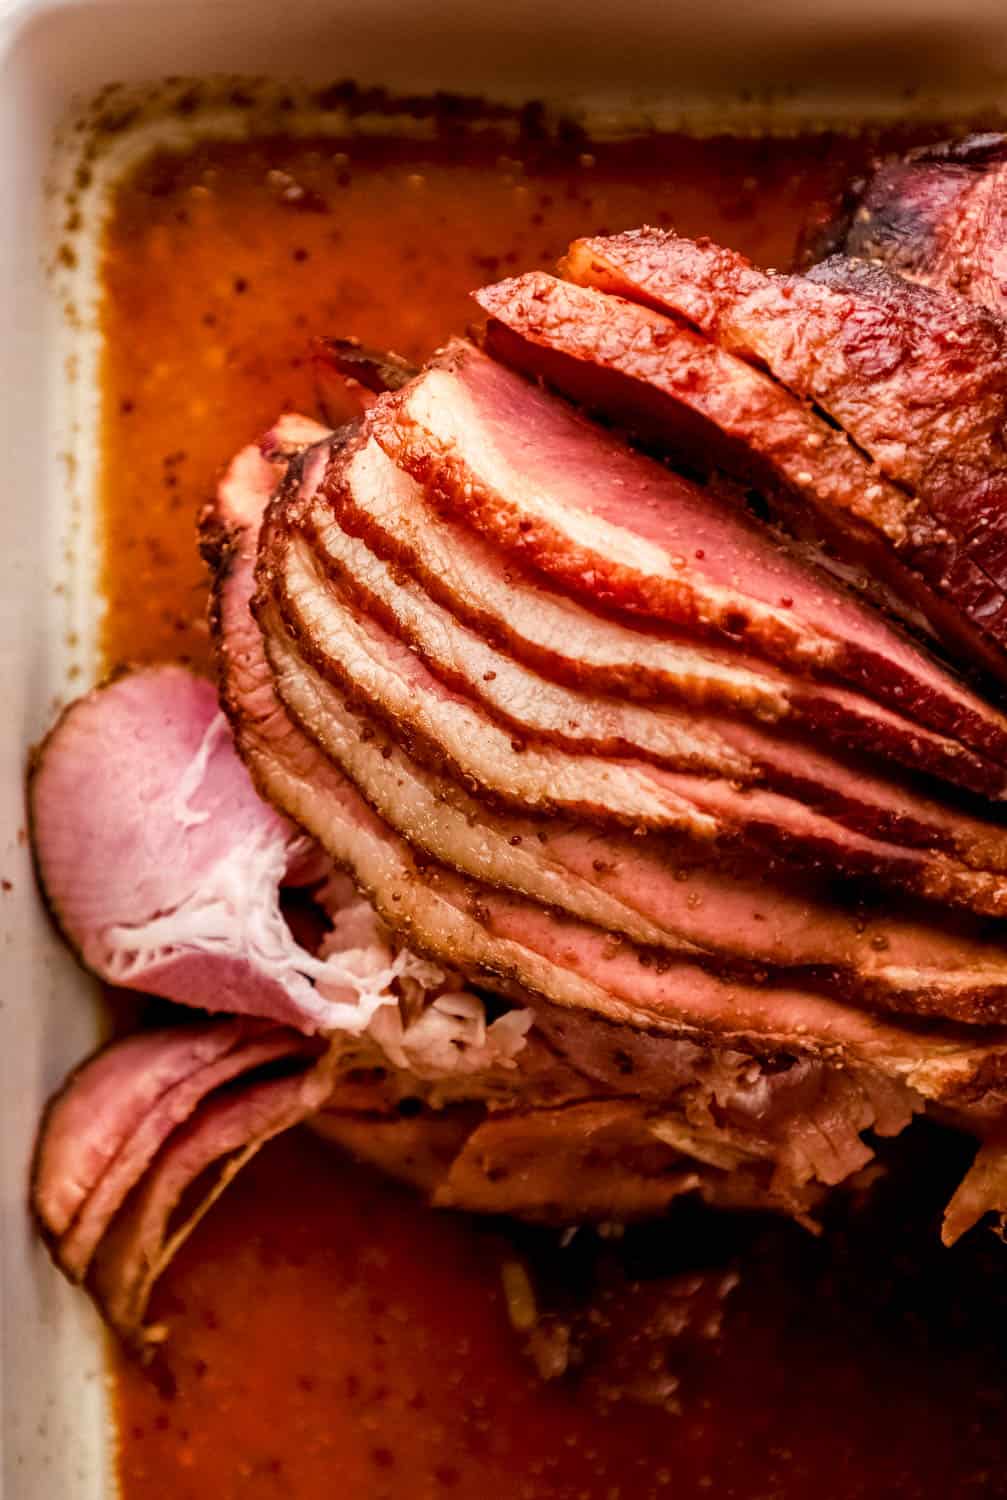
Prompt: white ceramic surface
<box><xmin>4</xmin><ymin>1</ymin><xmax>1007</xmax><ymax>1492</ymax></box>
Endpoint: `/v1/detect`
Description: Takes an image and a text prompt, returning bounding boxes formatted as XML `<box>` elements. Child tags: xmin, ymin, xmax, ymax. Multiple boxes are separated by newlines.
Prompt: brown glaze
<box><xmin>102</xmin><ymin>121</ymin><xmax>1007</xmax><ymax>1499</ymax></box>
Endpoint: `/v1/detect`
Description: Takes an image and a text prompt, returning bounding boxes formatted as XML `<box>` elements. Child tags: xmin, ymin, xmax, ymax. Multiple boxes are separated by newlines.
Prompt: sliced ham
<box><xmin>318</xmin><ymin>428</ymin><xmax>1007</xmax><ymax>802</ymax></box>
<box><xmin>306</xmin><ymin>438</ymin><xmax>1007</xmax><ymax>880</ymax></box>
<box><xmin>31</xmin><ymin>1019</ymin><xmax>326</xmax><ymax>1344</ymax></box>
<box><xmin>562</xmin><ymin>232</ymin><xmax>1007</xmax><ymax>676</ymax></box>
<box><xmin>264</xmin><ymin>498</ymin><xmax>1007</xmax><ymax>916</ymax></box>
<box><xmin>371</xmin><ymin>336</ymin><xmax>1007</xmax><ymax>772</ymax></box>
<box><xmin>261</xmin><ymin>594</ymin><xmax>1007</xmax><ymax>1024</ymax></box>
<box><xmin>201</xmin><ymin>427</ymin><xmax>1007</xmax><ymax>1098</ymax></box>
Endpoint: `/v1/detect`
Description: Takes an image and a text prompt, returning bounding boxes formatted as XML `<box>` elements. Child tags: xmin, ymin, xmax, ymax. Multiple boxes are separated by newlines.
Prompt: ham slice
<box><xmin>88</xmin><ymin>1042</ymin><xmax>338</xmax><ymax>1345</ymax></box>
<box><xmin>372</xmin><ymin>336</ymin><xmax>1007</xmax><ymax>772</ymax></box>
<box><xmin>29</xmin><ymin>663</ymin><xmax>404</xmax><ymax>1036</ymax></box>
<box><xmin>32</xmin><ymin>1018</ymin><xmax>326</xmax><ymax>1344</ymax></box>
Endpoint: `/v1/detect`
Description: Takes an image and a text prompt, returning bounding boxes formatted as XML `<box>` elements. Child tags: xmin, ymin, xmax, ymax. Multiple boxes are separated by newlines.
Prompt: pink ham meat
<box><xmin>264</xmin><ymin>481</ymin><xmax>1007</xmax><ymax>919</ymax></box>
<box><xmin>302</xmin><ymin>437</ymin><xmax>1007</xmax><ymax>884</ymax></box>
<box><xmin>32</xmin><ymin>1018</ymin><xmax>327</xmax><ymax>1345</ymax></box>
<box><xmin>562</xmin><ymin>232</ymin><xmax>1007</xmax><ymax>679</ymax></box>
<box><xmin>318</xmin><ymin>426</ymin><xmax>1007</xmax><ymax>803</ymax></box>
<box><xmin>371</xmin><ymin>335</ymin><xmax>1007</xmax><ymax>774</ymax></box>
<box><xmin>29</xmin><ymin>661</ymin><xmax>401</xmax><ymax>1036</ymax></box>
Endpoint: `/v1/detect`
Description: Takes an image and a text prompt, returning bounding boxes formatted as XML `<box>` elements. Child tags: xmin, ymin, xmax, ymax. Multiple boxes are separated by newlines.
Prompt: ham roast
<box><xmin>30</xmin><ymin>177</ymin><xmax>1007</xmax><ymax>1346</ymax></box>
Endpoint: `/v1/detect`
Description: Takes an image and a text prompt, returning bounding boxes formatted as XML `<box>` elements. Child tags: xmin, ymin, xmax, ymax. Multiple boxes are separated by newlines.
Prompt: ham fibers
<box><xmin>371</xmin><ymin>336</ymin><xmax>1007</xmax><ymax>771</ymax></box>
<box><xmin>28</xmin><ymin>664</ymin><xmax>405</xmax><ymax>1036</ymax></box>
<box><xmin>561</xmin><ymin>232</ymin><xmax>1007</xmax><ymax>678</ymax></box>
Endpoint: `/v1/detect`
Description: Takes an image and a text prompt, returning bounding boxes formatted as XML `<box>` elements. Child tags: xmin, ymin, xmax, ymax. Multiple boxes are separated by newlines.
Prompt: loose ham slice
<box><xmin>562</xmin><ymin>232</ymin><xmax>1007</xmax><ymax>677</ymax></box>
<box><xmin>317</xmin><ymin>429</ymin><xmax>1007</xmax><ymax>802</ymax></box>
<box><xmin>32</xmin><ymin>1018</ymin><xmax>326</xmax><ymax>1344</ymax></box>
<box><xmin>371</xmin><ymin>336</ymin><xmax>1007</xmax><ymax>772</ymax></box>
<box><xmin>87</xmin><ymin>1042</ymin><xmax>338</xmax><ymax>1345</ymax></box>
<box><xmin>29</xmin><ymin>663</ymin><xmax>405</xmax><ymax>1036</ymax></box>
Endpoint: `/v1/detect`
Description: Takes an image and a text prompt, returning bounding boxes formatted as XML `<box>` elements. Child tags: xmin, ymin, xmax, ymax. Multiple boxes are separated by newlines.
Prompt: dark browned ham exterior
<box><xmin>562</xmin><ymin>231</ymin><xmax>1007</xmax><ymax>680</ymax></box>
<box><xmin>837</xmin><ymin>133</ymin><xmax>1007</xmax><ymax>313</ymax></box>
<box><xmin>370</xmin><ymin>335</ymin><xmax>1007</xmax><ymax>773</ymax></box>
<box><xmin>566</xmin><ymin>231</ymin><xmax>1007</xmax><ymax>501</ymax></box>
<box><xmin>479</xmin><ymin>269</ymin><xmax>1007</xmax><ymax>687</ymax></box>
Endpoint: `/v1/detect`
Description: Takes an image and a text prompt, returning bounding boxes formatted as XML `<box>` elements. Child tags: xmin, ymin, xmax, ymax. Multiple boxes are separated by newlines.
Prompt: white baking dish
<box><xmin>5</xmin><ymin>0</ymin><xmax>1007</xmax><ymax>1493</ymax></box>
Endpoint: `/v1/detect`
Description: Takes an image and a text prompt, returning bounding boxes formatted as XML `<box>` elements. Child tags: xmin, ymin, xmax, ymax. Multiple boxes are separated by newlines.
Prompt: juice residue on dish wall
<box><xmin>101</xmin><ymin>117</ymin><xmax>1007</xmax><ymax>1500</ymax></box>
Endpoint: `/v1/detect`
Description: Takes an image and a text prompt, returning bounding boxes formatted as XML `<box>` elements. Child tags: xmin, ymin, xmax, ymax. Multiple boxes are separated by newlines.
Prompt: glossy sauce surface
<box><xmin>101</xmin><ymin>121</ymin><xmax>1007</xmax><ymax>1499</ymax></box>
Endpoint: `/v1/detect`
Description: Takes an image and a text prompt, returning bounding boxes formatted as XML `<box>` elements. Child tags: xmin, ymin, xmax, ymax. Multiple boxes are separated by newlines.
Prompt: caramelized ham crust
<box><xmin>561</xmin><ymin>232</ymin><xmax>1007</xmax><ymax>677</ymax></box>
<box><xmin>836</xmin><ymin>133</ymin><xmax>1007</xmax><ymax>313</ymax></box>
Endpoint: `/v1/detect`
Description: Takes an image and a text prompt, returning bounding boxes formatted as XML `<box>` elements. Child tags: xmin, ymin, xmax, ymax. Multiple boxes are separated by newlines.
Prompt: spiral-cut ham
<box><xmin>263</xmin><ymin>468</ymin><xmax>1007</xmax><ymax>919</ymax></box>
<box><xmin>37</xmin><ymin>180</ymin><xmax>1007</xmax><ymax>1320</ymax></box>
<box><xmin>300</xmin><ymin>437</ymin><xmax>1007</xmax><ymax>882</ymax></box>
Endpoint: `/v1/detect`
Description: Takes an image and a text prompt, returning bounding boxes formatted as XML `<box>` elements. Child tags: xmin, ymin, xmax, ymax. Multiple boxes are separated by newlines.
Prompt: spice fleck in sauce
<box><xmin>102</xmin><ymin>120</ymin><xmax>1007</xmax><ymax>1499</ymax></box>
